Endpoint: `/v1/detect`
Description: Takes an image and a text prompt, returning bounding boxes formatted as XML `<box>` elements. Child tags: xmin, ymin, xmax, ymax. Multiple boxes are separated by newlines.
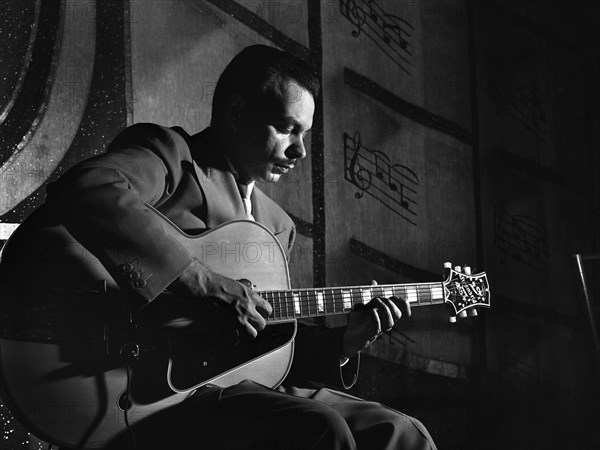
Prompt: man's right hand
<box><xmin>169</xmin><ymin>258</ymin><xmax>272</xmax><ymax>338</ymax></box>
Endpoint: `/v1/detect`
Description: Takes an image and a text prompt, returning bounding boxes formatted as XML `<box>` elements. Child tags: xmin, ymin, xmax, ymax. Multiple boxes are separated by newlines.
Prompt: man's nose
<box><xmin>285</xmin><ymin>136</ymin><xmax>307</xmax><ymax>160</ymax></box>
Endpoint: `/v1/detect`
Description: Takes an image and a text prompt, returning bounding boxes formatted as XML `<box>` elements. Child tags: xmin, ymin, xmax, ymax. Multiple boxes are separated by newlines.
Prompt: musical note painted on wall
<box><xmin>344</xmin><ymin>131</ymin><xmax>419</xmax><ymax>225</ymax></box>
<box><xmin>339</xmin><ymin>0</ymin><xmax>414</xmax><ymax>75</ymax></box>
<box><xmin>487</xmin><ymin>78</ymin><xmax>547</xmax><ymax>142</ymax></box>
<box><xmin>494</xmin><ymin>204</ymin><xmax>549</xmax><ymax>271</ymax></box>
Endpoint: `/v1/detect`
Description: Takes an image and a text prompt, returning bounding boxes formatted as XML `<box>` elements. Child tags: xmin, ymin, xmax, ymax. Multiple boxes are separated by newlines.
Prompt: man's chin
<box><xmin>262</xmin><ymin>173</ymin><xmax>282</xmax><ymax>183</ymax></box>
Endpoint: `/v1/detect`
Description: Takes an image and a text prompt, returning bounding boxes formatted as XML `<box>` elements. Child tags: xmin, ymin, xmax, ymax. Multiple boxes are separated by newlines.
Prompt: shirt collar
<box><xmin>223</xmin><ymin>154</ymin><xmax>254</xmax><ymax>199</ymax></box>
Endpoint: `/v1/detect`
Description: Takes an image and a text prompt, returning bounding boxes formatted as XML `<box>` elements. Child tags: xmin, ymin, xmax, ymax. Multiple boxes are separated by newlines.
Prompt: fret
<box><xmin>302</xmin><ymin>289</ymin><xmax>310</xmax><ymax>317</ymax></box>
<box><xmin>275</xmin><ymin>292</ymin><xmax>282</xmax><ymax>320</ymax></box>
<box><xmin>267</xmin><ymin>292</ymin><xmax>274</xmax><ymax>320</ymax></box>
<box><xmin>316</xmin><ymin>291</ymin><xmax>325</xmax><ymax>314</ymax></box>
<box><xmin>394</xmin><ymin>285</ymin><xmax>406</xmax><ymax>301</ymax></box>
<box><xmin>335</xmin><ymin>289</ymin><xmax>342</xmax><ymax>312</ymax></box>
<box><xmin>352</xmin><ymin>287</ymin><xmax>360</xmax><ymax>308</ymax></box>
<box><xmin>274</xmin><ymin>291</ymin><xmax>283</xmax><ymax>320</ymax></box>
<box><xmin>360</xmin><ymin>288</ymin><xmax>371</xmax><ymax>305</ymax></box>
<box><xmin>405</xmin><ymin>285</ymin><xmax>418</xmax><ymax>304</ymax></box>
<box><xmin>275</xmin><ymin>292</ymin><xmax>283</xmax><ymax>320</ymax></box>
<box><xmin>420</xmin><ymin>284</ymin><xmax>432</xmax><ymax>304</ymax></box>
<box><xmin>265</xmin><ymin>291</ymin><xmax>273</xmax><ymax>320</ymax></box>
<box><xmin>348</xmin><ymin>287</ymin><xmax>356</xmax><ymax>309</ymax></box>
<box><xmin>369</xmin><ymin>285</ymin><xmax>379</xmax><ymax>299</ymax></box>
<box><xmin>287</xmin><ymin>291</ymin><xmax>295</xmax><ymax>319</ymax></box>
<box><xmin>304</xmin><ymin>290</ymin><xmax>311</xmax><ymax>317</ymax></box>
<box><xmin>431</xmin><ymin>284</ymin><xmax>444</xmax><ymax>300</ymax></box>
<box><xmin>352</xmin><ymin>287</ymin><xmax>360</xmax><ymax>307</ymax></box>
<box><xmin>417</xmin><ymin>284</ymin><xmax>435</xmax><ymax>305</ymax></box>
<box><xmin>341</xmin><ymin>290</ymin><xmax>352</xmax><ymax>310</ymax></box>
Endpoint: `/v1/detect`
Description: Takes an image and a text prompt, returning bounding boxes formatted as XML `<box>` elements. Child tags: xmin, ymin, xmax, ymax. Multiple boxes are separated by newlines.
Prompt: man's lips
<box><xmin>274</xmin><ymin>162</ymin><xmax>295</xmax><ymax>170</ymax></box>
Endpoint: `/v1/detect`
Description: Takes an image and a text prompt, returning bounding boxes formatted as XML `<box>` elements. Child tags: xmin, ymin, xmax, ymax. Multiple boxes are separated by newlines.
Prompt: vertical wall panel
<box><xmin>322</xmin><ymin>0</ymin><xmax>477</xmax><ymax>372</ymax></box>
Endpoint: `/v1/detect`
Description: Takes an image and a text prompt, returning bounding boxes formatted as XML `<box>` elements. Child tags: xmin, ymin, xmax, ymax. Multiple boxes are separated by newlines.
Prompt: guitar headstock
<box><xmin>442</xmin><ymin>262</ymin><xmax>490</xmax><ymax>321</ymax></box>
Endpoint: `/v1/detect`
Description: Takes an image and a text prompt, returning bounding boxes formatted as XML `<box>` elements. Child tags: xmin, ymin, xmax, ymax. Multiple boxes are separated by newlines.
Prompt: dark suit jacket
<box><xmin>44</xmin><ymin>123</ymin><xmax>358</xmax><ymax>388</ymax></box>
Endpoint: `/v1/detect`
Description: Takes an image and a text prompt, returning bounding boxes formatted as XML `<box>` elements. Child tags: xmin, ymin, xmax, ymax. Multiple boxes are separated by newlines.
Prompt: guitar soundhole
<box><xmin>118</xmin><ymin>392</ymin><xmax>133</xmax><ymax>411</ymax></box>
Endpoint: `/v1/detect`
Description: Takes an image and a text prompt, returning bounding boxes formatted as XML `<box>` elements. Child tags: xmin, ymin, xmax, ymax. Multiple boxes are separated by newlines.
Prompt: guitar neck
<box><xmin>259</xmin><ymin>282</ymin><xmax>445</xmax><ymax>322</ymax></box>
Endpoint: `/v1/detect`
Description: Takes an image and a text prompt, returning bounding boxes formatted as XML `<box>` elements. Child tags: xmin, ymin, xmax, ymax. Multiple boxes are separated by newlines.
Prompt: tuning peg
<box><xmin>454</xmin><ymin>265</ymin><xmax>462</xmax><ymax>272</ymax></box>
<box><xmin>444</xmin><ymin>262</ymin><xmax>452</xmax><ymax>269</ymax></box>
<box><xmin>449</xmin><ymin>315</ymin><xmax>457</xmax><ymax>323</ymax></box>
<box><xmin>468</xmin><ymin>308</ymin><xmax>478</xmax><ymax>317</ymax></box>
<box><xmin>458</xmin><ymin>310</ymin><xmax>468</xmax><ymax>319</ymax></box>
<box><xmin>463</xmin><ymin>266</ymin><xmax>471</xmax><ymax>275</ymax></box>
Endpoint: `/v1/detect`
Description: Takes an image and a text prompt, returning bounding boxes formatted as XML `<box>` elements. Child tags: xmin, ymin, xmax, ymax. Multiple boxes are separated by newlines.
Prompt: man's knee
<box><xmin>299</xmin><ymin>403</ymin><xmax>356</xmax><ymax>450</ymax></box>
<box><xmin>378</xmin><ymin>408</ymin><xmax>436</xmax><ymax>450</ymax></box>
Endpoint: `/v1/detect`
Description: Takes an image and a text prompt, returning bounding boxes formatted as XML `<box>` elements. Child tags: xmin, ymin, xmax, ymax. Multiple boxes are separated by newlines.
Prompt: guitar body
<box><xmin>0</xmin><ymin>208</ymin><xmax>295</xmax><ymax>449</ymax></box>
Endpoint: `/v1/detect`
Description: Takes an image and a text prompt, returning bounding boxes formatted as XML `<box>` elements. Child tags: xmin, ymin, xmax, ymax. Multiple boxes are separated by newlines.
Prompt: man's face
<box><xmin>231</xmin><ymin>80</ymin><xmax>315</xmax><ymax>183</ymax></box>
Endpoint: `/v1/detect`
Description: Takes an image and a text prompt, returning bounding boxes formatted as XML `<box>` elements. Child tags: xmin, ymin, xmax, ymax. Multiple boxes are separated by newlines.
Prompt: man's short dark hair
<box><xmin>211</xmin><ymin>45</ymin><xmax>320</xmax><ymax>125</ymax></box>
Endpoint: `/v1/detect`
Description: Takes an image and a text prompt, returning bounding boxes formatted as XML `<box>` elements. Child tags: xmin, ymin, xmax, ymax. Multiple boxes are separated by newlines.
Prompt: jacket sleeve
<box><xmin>281</xmin><ymin>227</ymin><xmax>360</xmax><ymax>389</ymax></box>
<box><xmin>286</xmin><ymin>323</ymin><xmax>360</xmax><ymax>390</ymax></box>
<box><xmin>45</xmin><ymin>123</ymin><xmax>194</xmax><ymax>302</ymax></box>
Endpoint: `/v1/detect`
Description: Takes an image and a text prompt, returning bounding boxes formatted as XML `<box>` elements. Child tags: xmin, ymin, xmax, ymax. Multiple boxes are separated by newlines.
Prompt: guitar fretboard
<box><xmin>259</xmin><ymin>283</ymin><xmax>445</xmax><ymax>322</ymax></box>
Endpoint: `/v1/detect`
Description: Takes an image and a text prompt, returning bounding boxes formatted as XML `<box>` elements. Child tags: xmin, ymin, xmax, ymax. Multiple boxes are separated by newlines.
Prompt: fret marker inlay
<box><xmin>342</xmin><ymin>291</ymin><xmax>352</xmax><ymax>309</ymax></box>
<box><xmin>406</xmin><ymin>286</ymin><xmax>418</xmax><ymax>303</ymax></box>
<box><xmin>293</xmin><ymin>294</ymin><xmax>300</xmax><ymax>315</ymax></box>
<box><xmin>317</xmin><ymin>292</ymin><xmax>324</xmax><ymax>312</ymax></box>
<box><xmin>361</xmin><ymin>289</ymin><xmax>371</xmax><ymax>304</ymax></box>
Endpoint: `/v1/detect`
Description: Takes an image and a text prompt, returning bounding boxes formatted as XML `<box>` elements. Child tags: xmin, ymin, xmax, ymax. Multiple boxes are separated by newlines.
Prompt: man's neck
<box><xmin>223</xmin><ymin>153</ymin><xmax>254</xmax><ymax>187</ymax></box>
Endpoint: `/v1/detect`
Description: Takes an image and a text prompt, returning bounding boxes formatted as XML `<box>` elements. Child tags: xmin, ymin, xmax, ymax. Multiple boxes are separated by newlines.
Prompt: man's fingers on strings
<box><xmin>256</xmin><ymin>295</ymin><xmax>273</xmax><ymax>318</ymax></box>
<box><xmin>381</xmin><ymin>297</ymin><xmax>402</xmax><ymax>327</ymax></box>
<box><xmin>365</xmin><ymin>297</ymin><xmax>388</xmax><ymax>334</ymax></box>
<box><xmin>391</xmin><ymin>295</ymin><xmax>411</xmax><ymax>319</ymax></box>
<box><xmin>372</xmin><ymin>297</ymin><xmax>395</xmax><ymax>332</ymax></box>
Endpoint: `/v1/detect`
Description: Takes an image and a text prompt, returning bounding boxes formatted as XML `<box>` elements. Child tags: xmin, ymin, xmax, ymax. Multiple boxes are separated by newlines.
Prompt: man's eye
<box><xmin>276</xmin><ymin>125</ymin><xmax>294</xmax><ymax>134</ymax></box>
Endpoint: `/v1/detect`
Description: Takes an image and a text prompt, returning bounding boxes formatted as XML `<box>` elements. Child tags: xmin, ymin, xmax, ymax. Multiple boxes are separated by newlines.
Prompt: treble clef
<box><xmin>340</xmin><ymin>0</ymin><xmax>368</xmax><ymax>38</ymax></box>
<box><xmin>345</xmin><ymin>131</ymin><xmax>371</xmax><ymax>199</ymax></box>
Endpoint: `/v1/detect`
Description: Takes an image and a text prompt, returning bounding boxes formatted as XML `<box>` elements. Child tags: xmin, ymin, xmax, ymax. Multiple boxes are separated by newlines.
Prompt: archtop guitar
<box><xmin>0</xmin><ymin>206</ymin><xmax>490</xmax><ymax>449</ymax></box>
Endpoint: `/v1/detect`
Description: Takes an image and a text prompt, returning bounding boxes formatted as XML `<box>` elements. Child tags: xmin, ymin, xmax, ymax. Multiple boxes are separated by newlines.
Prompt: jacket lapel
<box><xmin>188</xmin><ymin>130</ymin><xmax>247</xmax><ymax>228</ymax></box>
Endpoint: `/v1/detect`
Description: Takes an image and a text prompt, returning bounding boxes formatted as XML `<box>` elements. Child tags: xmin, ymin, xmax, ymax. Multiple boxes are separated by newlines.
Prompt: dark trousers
<box><xmin>104</xmin><ymin>380</ymin><xmax>437</xmax><ymax>450</ymax></box>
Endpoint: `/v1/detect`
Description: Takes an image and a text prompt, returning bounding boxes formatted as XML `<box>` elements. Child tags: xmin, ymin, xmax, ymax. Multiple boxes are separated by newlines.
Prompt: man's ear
<box><xmin>223</xmin><ymin>95</ymin><xmax>246</xmax><ymax>132</ymax></box>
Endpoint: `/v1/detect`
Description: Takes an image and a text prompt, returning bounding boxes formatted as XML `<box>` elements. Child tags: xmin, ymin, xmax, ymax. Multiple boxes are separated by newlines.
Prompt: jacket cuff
<box><xmin>287</xmin><ymin>324</ymin><xmax>361</xmax><ymax>390</ymax></box>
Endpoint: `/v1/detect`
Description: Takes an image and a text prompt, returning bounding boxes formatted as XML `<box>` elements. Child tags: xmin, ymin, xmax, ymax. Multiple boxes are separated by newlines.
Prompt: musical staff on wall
<box><xmin>494</xmin><ymin>204</ymin><xmax>549</xmax><ymax>272</ymax></box>
<box><xmin>487</xmin><ymin>78</ymin><xmax>547</xmax><ymax>142</ymax></box>
<box><xmin>339</xmin><ymin>0</ymin><xmax>414</xmax><ymax>75</ymax></box>
<box><xmin>343</xmin><ymin>131</ymin><xmax>419</xmax><ymax>225</ymax></box>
